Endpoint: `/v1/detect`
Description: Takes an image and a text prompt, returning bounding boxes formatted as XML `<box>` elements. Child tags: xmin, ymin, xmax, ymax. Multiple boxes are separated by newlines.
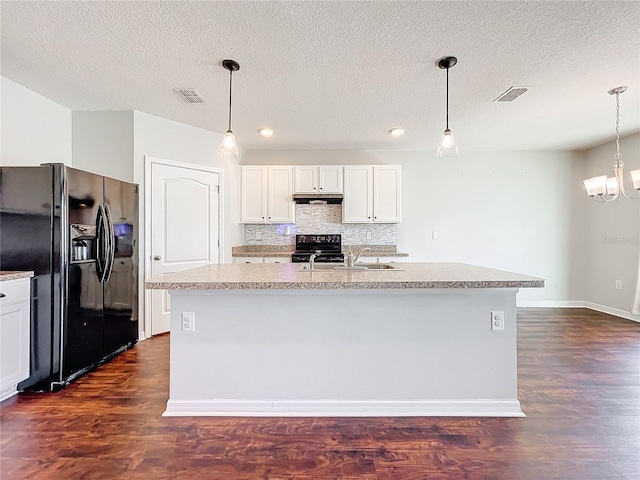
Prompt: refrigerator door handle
<box><xmin>95</xmin><ymin>205</ymin><xmax>107</xmax><ymax>282</ymax></box>
<box><xmin>103</xmin><ymin>204</ymin><xmax>116</xmax><ymax>283</ymax></box>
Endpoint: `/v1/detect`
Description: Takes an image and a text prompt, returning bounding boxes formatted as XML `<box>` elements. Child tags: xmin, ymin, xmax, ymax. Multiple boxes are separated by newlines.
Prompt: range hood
<box><xmin>293</xmin><ymin>193</ymin><xmax>343</xmax><ymax>204</ymax></box>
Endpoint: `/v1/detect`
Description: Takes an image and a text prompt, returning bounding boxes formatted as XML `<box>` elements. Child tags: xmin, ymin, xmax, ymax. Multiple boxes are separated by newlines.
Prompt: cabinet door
<box><xmin>264</xmin><ymin>256</ymin><xmax>291</xmax><ymax>263</ymax></box>
<box><xmin>294</xmin><ymin>166</ymin><xmax>317</xmax><ymax>193</ymax></box>
<box><xmin>241</xmin><ymin>167</ymin><xmax>268</xmax><ymax>223</ymax></box>
<box><xmin>319</xmin><ymin>166</ymin><xmax>343</xmax><ymax>193</ymax></box>
<box><xmin>0</xmin><ymin>278</ymin><xmax>30</xmax><ymax>397</ymax></box>
<box><xmin>233</xmin><ymin>257</ymin><xmax>263</xmax><ymax>264</ymax></box>
<box><xmin>268</xmin><ymin>166</ymin><xmax>295</xmax><ymax>223</ymax></box>
<box><xmin>376</xmin><ymin>256</ymin><xmax>407</xmax><ymax>263</ymax></box>
<box><xmin>373</xmin><ymin>166</ymin><xmax>401</xmax><ymax>223</ymax></box>
<box><xmin>343</xmin><ymin>166</ymin><xmax>372</xmax><ymax>223</ymax></box>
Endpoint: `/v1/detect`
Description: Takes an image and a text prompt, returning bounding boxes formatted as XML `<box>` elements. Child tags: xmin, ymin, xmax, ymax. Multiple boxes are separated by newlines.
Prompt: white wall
<box><xmin>132</xmin><ymin>111</ymin><xmax>242</xmax><ymax>264</ymax></box>
<box><xmin>583</xmin><ymin>133</ymin><xmax>640</xmax><ymax>319</ymax></box>
<box><xmin>1</xmin><ymin>77</ymin><xmax>71</xmax><ymax>166</ymax></box>
<box><xmin>72</xmin><ymin>111</ymin><xmax>134</xmax><ymax>181</ymax></box>
<box><xmin>243</xmin><ymin>150</ymin><xmax>588</xmax><ymax>304</ymax></box>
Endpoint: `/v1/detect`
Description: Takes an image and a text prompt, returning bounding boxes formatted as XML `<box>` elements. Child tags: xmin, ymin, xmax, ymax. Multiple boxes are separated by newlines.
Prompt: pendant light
<box><xmin>583</xmin><ymin>86</ymin><xmax>640</xmax><ymax>201</ymax></box>
<box><xmin>436</xmin><ymin>56</ymin><xmax>459</xmax><ymax>157</ymax></box>
<box><xmin>219</xmin><ymin>59</ymin><xmax>240</xmax><ymax>158</ymax></box>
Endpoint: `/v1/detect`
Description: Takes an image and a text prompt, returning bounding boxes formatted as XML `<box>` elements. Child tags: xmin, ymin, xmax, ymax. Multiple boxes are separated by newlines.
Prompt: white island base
<box><xmin>165</xmin><ymin>287</ymin><xmax>524</xmax><ymax>417</ymax></box>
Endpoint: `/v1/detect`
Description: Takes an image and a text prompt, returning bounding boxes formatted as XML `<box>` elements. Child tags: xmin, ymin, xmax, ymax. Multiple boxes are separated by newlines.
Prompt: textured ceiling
<box><xmin>2</xmin><ymin>1</ymin><xmax>639</xmax><ymax>152</ymax></box>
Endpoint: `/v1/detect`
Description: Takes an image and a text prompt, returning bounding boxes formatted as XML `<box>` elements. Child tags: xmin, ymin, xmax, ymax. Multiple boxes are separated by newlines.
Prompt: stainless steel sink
<box><xmin>297</xmin><ymin>263</ymin><xmax>402</xmax><ymax>271</ymax></box>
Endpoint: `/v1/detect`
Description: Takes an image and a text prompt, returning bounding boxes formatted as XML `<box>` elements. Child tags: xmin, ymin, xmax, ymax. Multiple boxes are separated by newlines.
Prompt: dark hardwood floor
<box><xmin>1</xmin><ymin>308</ymin><xmax>638</xmax><ymax>480</ymax></box>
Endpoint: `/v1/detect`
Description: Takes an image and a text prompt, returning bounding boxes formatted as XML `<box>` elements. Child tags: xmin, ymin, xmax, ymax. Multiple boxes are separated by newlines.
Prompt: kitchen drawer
<box><xmin>0</xmin><ymin>278</ymin><xmax>31</xmax><ymax>306</ymax></box>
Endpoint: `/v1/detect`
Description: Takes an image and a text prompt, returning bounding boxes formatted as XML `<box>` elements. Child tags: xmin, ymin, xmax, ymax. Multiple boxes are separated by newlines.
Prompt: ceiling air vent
<box><xmin>494</xmin><ymin>87</ymin><xmax>530</xmax><ymax>102</ymax></box>
<box><xmin>173</xmin><ymin>88</ymin><xmax>205</xmax><ymax>104</ymax></box>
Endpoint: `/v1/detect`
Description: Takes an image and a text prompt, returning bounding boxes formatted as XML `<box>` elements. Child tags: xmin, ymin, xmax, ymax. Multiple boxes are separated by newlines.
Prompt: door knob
<box><xmin>154</xmin><ymin>255</ymin><xmax>161</xmax><ymax>261</ymax></box>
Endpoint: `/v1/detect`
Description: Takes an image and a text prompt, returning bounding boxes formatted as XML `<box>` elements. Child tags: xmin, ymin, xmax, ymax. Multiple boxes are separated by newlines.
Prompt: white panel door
<box><xmin>150</xmin><ymin>162</ymin><xmax>220</xmax><ymax>335</ymax></box>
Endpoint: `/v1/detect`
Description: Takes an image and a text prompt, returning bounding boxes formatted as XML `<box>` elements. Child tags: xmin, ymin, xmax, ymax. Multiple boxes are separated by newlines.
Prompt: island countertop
<box><xmin>145</xmin><ymin>262</ymin><xmax>544</xmax><ymax>290</ymax></box>
<box><xmin>0</xmin><ymin>271</ymin><xmax>34</xmax><ymax>282</ymax></box>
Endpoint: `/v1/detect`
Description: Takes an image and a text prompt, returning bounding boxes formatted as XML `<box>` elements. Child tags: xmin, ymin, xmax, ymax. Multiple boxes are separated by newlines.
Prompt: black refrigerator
<box><xmin>0</xmin><ymin>164</ymin><xmax>139</xmax><ymax>391</ymax></box>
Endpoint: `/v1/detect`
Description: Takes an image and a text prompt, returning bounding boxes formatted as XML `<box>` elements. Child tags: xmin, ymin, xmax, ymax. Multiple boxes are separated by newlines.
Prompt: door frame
<box><xmin>143</xmin><ymin>155</ymin><xmax>224</xmax><ymax>339</ymax></box>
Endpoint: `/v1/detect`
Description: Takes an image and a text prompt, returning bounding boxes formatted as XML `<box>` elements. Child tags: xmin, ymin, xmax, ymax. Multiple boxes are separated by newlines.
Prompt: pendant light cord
<box><xmin>228</xmin><ymin>69</ymin><xmax>233</xmax><ymax>131</ymax></box>
<box><xmin>445</xmin><ymin>66</ymin><xmax>449</xmax><ymax>130</ymax></box>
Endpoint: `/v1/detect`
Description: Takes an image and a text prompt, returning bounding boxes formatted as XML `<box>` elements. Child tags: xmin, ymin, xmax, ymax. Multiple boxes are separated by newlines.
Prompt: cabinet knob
<box><xmin>154</xmin><ymin>255</ymin><xmax>161</xmax><ymax>261</ymax></box>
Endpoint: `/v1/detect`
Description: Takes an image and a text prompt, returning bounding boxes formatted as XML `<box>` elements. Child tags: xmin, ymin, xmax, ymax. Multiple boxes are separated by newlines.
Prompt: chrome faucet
<box><xmin>346</xmin><ymin>247</ymin><xmax>370</xmax><ymax>267</ymax></box>
<box><xmin>309</xmin><ymin>253</ymin><xmax>317</xmax><ymax>271</ymax></box>
<box><xmin>354</xmin><ymin>247</ymin><xmax>370</xmax><ymax>264</ymax></box>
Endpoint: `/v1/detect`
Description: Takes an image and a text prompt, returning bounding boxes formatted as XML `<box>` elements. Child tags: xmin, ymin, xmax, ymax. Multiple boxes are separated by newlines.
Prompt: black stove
<box><xmin>291</xmin><ymin>234</ymin><xmax>344</xmax><ymax>263</ymax></box>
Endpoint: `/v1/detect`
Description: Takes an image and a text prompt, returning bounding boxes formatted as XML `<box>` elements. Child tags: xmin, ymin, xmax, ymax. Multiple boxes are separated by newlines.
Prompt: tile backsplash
<box><xmin>244</xmin><ymin>205</ymin><xmax>397</xmax><ymax>247</ymax></box>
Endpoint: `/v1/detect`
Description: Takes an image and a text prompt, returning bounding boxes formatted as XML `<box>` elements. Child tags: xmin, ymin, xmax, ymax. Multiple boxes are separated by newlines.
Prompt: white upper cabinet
<box><xmin>343</xmin><ymin>165</ymin><xmax>401</xmax><ymax>223</ymax></box>
<box><xmin>241</xmin><ymin>166</ymin><xmax>294</xmax><ymax>224</ymax></box>
<box><xmin>268</xmin><ymin>166</ymin><xmax>295</xmax><ymax>223</ymax></box>
<box><xmin>373</xmin><ymin>165</ymin><xmax>402</xmax><ymax>223</ymax></box>
<box><xmin>241</xmin><ymin>166</ymin><xmax>267</xmax><ymax>223</ymax></box>
<box><xmin>342</xmin><ymin>166</ymin><xmax>373</xmax><ymax>222</ymax></box>
<box><xmin>294</xmin><ymin>165</ymin><xmax>343</xmax><ymax>194</ymax></box>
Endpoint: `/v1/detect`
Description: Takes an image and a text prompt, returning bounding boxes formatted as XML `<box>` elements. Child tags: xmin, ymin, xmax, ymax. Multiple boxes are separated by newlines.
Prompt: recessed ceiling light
<box><xmin>259</xmin><ymin>128</ymin><xmax>274</xmax><ymax>137</ymax></box>
<box><xmin>389</xmin><ymin>128</ymin><xmax>405</xmax><ymax>136</ymax></box>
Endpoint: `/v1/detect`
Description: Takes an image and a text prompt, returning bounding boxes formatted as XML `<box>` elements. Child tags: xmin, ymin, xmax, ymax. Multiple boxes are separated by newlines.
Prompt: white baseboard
<box><xmin>163</xmin><ymin>399</ymin><xmax>525</xmax><ymax>418</ymax></box>
<box><xmin>517</xmin><ymin>300</ymin><xmax>586</xmax><ymax>308</ymax></box>
<box><xmin>586</xmin><ymin>302</ymin><xmax>640</xmax><ymax>323</ymax></box>
<box><xmin>516</xmin><ymin>301</ymin><xmax>640</xmax><ymax>322</ymax></box>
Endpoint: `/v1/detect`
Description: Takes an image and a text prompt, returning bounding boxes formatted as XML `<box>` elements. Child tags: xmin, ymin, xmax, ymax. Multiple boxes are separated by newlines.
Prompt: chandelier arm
<box><xmin>595</xmin><ymin>192</ymin><xmax>619</xmax><ymax>202</ymax></box>
<box><xmin>615</xmin><ymin>166</ymin><xmax>640</xmax><ymax>199</ymax></box>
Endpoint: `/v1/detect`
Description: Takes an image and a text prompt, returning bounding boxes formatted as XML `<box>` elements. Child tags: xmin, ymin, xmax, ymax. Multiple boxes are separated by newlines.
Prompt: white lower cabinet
<box><xmin>234</xmin><ymin>256</ymin><xmax>291</xmax><ymax>264</ymax></box>
<box><xmin>233</xmin><ymin>257</ymin><xmax>264</xmax><ymax>264</ymax></box>
<box><xmin>263</xmin><ymin>257</ymin><xmax>290</xmax><ymax>263</ymax></box>
<box><xmin>0</xmin><ymin>277</ymin><xmax>31</xmax><ymax>401</ymax></box>
<box><xmin>376</xmin><ymin>256</ymin><xmax>408</xmax><ymax>263</ymax></box>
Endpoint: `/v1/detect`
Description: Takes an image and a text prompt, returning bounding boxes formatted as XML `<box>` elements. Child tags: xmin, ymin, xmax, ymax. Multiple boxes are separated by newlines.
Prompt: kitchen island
<box><xmin>146</xmin><ymin>262</ymin><xmax>544</xmax><ymax>417</ymax></box>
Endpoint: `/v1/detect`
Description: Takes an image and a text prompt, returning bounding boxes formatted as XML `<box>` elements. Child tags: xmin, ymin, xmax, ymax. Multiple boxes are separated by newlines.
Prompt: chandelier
<box><xmin>583</xmin><ymin>86</ymin><xmax>640</xmax><ymax>201</ymax></box>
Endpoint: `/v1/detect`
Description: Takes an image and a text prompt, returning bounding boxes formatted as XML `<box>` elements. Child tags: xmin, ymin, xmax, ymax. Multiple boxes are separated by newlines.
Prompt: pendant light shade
<box><xmin>219</xmin><ymin>59</ymin><xmax>240</xmax><ymax>158</ymax></box>
<box><xmin>436</xmin><ymin>56</ymin><xmax>458</xmax><ymax>157</ymax></box>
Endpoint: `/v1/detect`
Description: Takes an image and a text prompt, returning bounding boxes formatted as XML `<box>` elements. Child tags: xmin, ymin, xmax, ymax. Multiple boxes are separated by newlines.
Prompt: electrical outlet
<box><xmin>491</xmin><ymin>311</ymin><xmax>505</xmax><ymax>331</ymax></box>
<box><xmin>255</xmin><ymin>231</ymin><xmax>261</xmax><ymax>241</ymax></box>
<box><xmin>182</xmin><ymin>312</ymin><xmax>195</xmax><ymax>332</ymax></box>
<box><xmin>432</xmin><ymin>231</ymin><xmax>439</xmax><ymax>240</ymax></box>
<box><xmin>366</xmin><ymin>231</ymin><xmax>372</xmax><ymax>240</ymax></box>
<box><xmin>615</xmin><ymin>280</ymin><xmax>622</xmax><ymax>290</ymax></box>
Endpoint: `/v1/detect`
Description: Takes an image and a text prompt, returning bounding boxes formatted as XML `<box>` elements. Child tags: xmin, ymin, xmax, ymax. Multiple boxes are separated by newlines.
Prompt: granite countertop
<box><xmin>146</xmin><ymin>262</ymin><xmax>544</xmax><ymax>291</ymax></box>
<box><xmin>231</xmin><ymin>245</ymin><xmax>409</xmax><ymax>258</ymax></box>
<box><xmin>0</xmin><ymin>271</ymin><xmax>34</xmax><ymax>281</ymax></box>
